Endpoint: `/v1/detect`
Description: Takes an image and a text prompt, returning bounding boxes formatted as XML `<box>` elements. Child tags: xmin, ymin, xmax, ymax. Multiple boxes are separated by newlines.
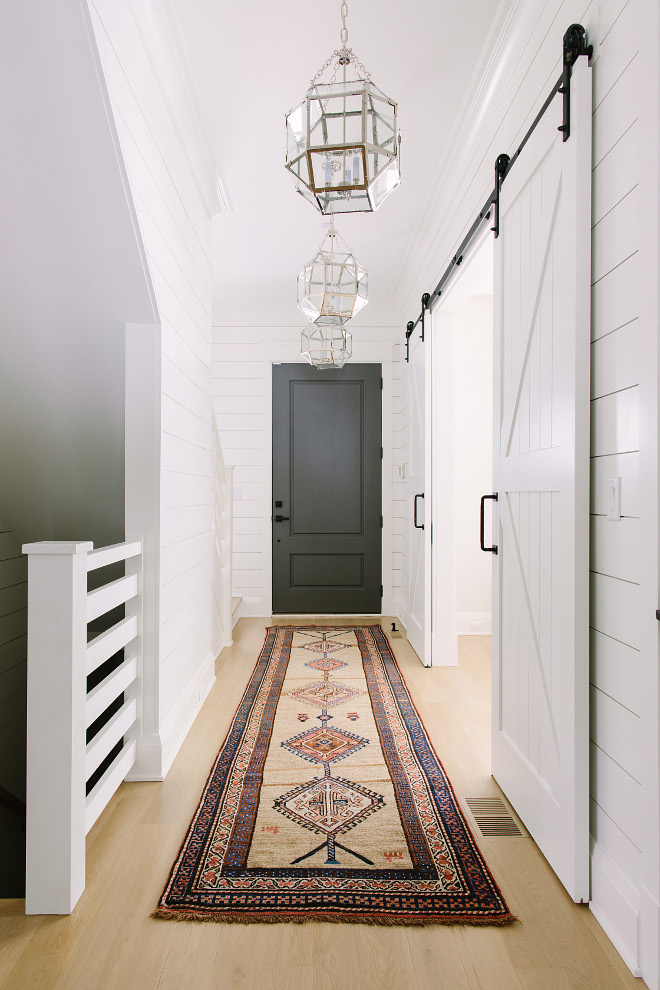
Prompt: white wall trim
<box><xmin>235</xmin><ymin>596</ymin><xmax>268</xmax><ymax>621</ymax></box>
<box><xmin>640</xmin><ymin>886</ymin><xmax>660</xmax><ymax>990</ymax></box>
<box><xmin>158</xmin><ymin>650</ymin><xmax>216</xmax><ymax>779</ymax></box>
<box><xmin>590</xmin><ymin>840</ymin><xmax>642</xmax><ymax>978</ymax></box>
<box><xmin>430</xmin><ymin>306</ymin><xmax>457</xmax><ymax>667</ymax></box>
<box><xmin>381</xmin><ymin>361</ymin><xmax>394</xmax><ymax>617</ymax></box>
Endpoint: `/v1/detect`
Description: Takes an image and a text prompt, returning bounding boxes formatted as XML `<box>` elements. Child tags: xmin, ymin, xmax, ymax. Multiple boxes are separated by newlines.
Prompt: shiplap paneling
<box><xmin>589</xmin><ymin>516</ymin><xmax>640</xmax><ymax>584</ymax></box>
<box><xmin>588</xmin><ymin>7</ymin><xmax>644</xmax><ymax>944</ymax></box>
<box><xmin>591</xmin><ymin>386</ymin><xmax>639</xmax><ymax>457</ymax></box>
<box><xmin>591</xmin><ymin>320</ymin><xmax>639</xmax><ymax>398</ymax></box>
<box><xmin>590</xmin><ymin>628</ymin><xmax>640</xmax><ymax>717</ymax></box>
<box><xmin>591</xmin><ymin>254</ymin><xmax>639</xmax><ymax>343</ymax></box>
<box><xmin>89</xmin><ymin>0</ymin><xmax>216</xmax><ymax>771</ymax></box>
<box><xmin>590</xmin><ymin>684</ymin><xmax>641</xmax><ymax>783</ymax></box>
<box><xmin>590</xmin><ymin>572</ymin><xmax>641</xmax><ymax>651</ymax></box>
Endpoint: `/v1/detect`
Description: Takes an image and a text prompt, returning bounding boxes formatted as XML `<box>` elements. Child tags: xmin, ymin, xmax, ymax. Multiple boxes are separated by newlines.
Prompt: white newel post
<box><xmin>23</xmin><ymin>541</ymin><xmax>92</xmax><ymax>915</ymax></box>
<box><xmin>124</xmin><ymin>323</ymin><xmax>162</xmax><ymax>780</ymax></box>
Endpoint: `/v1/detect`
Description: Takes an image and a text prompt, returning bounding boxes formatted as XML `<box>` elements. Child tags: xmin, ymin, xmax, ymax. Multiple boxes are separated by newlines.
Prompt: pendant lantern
<box><xmin>301</xmin><ymin>316</ymin><xmax>353</xmax><ymax>369</ymax></box>
<box><xmin>297</xmin><ymin>217</ymin><xmax>368</xmax><ymax>322</ymax></box>
<box><xmin>285</xmin><ymin>1</ymin><xmax>400</xmax><ymax>215</ymax></box>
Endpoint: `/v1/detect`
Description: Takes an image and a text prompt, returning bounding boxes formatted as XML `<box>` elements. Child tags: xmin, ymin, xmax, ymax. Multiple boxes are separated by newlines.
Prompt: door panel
<box><xmin>492</xmin><ymin>57</ymin><xmax>591</xmax><ymax>901</ymax></box>
<box><xmin>272</xmin><ymin>363</ymin><xmax>382</xmax><ymax>613</ymax></box>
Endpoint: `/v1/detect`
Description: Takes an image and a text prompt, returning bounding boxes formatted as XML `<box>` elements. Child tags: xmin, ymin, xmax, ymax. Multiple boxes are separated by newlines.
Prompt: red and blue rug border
<box><xmin>154</xmin><ymin>625</ymin><xmax>516</xmax><ymax>926</ymax></box>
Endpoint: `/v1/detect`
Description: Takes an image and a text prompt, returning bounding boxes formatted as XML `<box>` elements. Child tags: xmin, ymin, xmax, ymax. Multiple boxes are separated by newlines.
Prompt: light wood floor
<box><xmin>0</xmin><ymin>617</ymin><xmax>646</xmax><ymax>990</ymax></box>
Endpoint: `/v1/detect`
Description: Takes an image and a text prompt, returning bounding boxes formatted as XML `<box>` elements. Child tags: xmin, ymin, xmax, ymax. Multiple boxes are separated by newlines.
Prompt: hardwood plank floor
<box><xmin>0</xmin><ymin>618</ymin><xmax>646</xmax><ymax>990</ymax></box>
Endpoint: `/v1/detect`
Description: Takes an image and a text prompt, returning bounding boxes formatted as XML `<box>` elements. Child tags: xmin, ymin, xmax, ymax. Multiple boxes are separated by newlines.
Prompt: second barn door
<box><xmin>272</xmin><ymin>363</ymin><xmax>382</xmax><ymax>613</ymax></box>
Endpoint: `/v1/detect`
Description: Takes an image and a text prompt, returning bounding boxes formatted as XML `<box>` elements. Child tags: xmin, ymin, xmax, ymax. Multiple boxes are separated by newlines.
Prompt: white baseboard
<box><xmin>455</xmin><ymin>611</ymin><xmax>492</xmax><ymax>635</ymax></box>
<box><xmin>234</xmin><ymin>595</ymin><xmax>264</xmax><ymax>621</ymax></box>
<box><xmin>213</xmin><ymin>627</ymin><xmax>232</xmax><ymax>658</ymax></box>
<box><xmin>126</xmin><ymin>651</ymin><xmax>216</xmax><ymax>781</ymax></box>
<box><xmin>640</xmin><ymin>885</ymin><xmax>660</xmax><ymax>990</ymax></box>
<box><xmin>125</xmin><ymin>734</ymin><xmax>165</xmax><ymax>782</ymax></box>
<box><xmin>589</xmin><ymin>840</ymin><xmax>641</xmax><ymax>977</ymax></box>
<box><xmin>392</xmin><ymin>597</ymin><xmax>406</xmax><ymax>632</ymax></box>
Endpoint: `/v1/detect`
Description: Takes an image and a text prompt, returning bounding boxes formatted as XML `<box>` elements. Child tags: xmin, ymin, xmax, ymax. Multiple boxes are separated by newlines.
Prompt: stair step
<box><xmin>231</xmin><ymin>596</ymin><xmax>242</xmax><ymax>616</ymax></box>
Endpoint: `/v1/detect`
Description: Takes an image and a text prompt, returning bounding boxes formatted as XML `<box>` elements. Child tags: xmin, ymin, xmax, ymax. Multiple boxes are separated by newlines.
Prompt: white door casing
<box><xmin>407</xmin><ymin>321</ymin><xmax>432</xmax><ymax>666</ymax></box>
<box><xmin>492</xmin><ymin>57</ymin><xmax>591</xmax><ymax>901</ymax></box>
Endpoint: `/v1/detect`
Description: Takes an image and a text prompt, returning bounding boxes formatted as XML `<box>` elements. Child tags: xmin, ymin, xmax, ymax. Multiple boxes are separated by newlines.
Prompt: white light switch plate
<box><xmin>607</xmin><ymin>477</ymin><xmax>621</xmax><ymax>521</ymax></box>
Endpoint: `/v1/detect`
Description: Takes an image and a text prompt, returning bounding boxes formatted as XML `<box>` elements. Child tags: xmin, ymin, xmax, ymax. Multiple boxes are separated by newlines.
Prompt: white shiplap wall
<box><xmin>89</xmin><ymin>0</ymin><xmax>220</xmax><ymax>775</ymax></box>
<box><xmin>392</xmin><ymin>0</ymin><xmax>655</xmax><ymax>978</ymax></box>
<box><xmin>212</xmin><ymin>325</ymin><xmax>397</xmax><ymax>618</ymax></box>
<box><xmin>0</xmin><ymin>527</ymin><xmax>27</xmax><ymax>802</ymax></box>
<box><xmin>588</xmin><ymin>0</ymin><xmax>644</xmax><ymax>966</ymax></box>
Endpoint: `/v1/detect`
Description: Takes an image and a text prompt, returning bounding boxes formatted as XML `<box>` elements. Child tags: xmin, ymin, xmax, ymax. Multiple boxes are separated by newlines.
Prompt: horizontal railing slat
<box><xmin>85</xmin><ymin>698</ymin><xmax>137</xmax><ymax>780</ymax></box>
<box><xmin>86</xmin><ymin>615</ymin><xmax>137</xmax><ymax>675</ymax></box>
<box><xmin>85</xmin><ymin>655</ymin><xmax>138</xmax><ymax>729</ymax></box>
<box><xmin>86</xmin><ymin>574</ymin><xmax>138</xmax><ymax>623</ymax></box>
<box><xmin>85</xmin><ymin>740</ymin><xmax>136</xmax><ymax>835</ymax></box>
<box><xmin>86</xmin><ymin>541</ymin><xmax>141</xmax><ymax>573</ymax></box>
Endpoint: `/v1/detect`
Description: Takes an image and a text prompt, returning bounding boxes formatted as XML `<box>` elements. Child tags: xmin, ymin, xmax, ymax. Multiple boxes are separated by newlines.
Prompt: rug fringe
<box><xmin>151</xmin><ymin>907</ymin><xmax>518</xmax><ymax>927</ymax></box>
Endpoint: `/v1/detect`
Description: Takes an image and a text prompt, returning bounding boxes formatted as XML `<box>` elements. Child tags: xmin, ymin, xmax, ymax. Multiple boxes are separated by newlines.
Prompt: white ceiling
<box><xmin>163</xmin><ymin>0</ymin><xmax>513</xmax><ymax>329</ymax></box>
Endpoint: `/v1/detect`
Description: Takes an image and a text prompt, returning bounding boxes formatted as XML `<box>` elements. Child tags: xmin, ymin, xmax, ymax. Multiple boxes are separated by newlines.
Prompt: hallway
<box><xmin>0</xmin><ymin>619</ymin><xmax>644</xmax><ymax>989</ymax></box>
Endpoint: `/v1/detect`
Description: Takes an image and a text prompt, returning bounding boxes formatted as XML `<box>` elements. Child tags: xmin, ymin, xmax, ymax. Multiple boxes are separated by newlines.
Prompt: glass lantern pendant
<box><xmin>301</xmin><ymin>316</ymin><xmax>353</xmax><ymax>369</ymax></box>
<box><xmin>285</xmin><ymin>0</ymin><xmax>400</xmax><ymax>215</ymax></box>
<box><xmin>297</xmin><ymin>217</ymin><xmax>368</xmax><ymax>322</ymax></box>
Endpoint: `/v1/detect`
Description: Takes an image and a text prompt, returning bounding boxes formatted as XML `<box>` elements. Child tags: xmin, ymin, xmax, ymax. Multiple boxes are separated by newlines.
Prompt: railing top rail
<box><xmin>86</xmin><ymin>540</ymin><xmax>141</xmax><ymax>572</ymax></box>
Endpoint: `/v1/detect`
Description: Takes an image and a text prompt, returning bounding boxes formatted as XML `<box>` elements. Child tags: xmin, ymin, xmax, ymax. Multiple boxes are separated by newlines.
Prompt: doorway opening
<box><xmin>431</xmin><ymin>232</ymin><xmax>494</xmax><ymax>668</ymax></box>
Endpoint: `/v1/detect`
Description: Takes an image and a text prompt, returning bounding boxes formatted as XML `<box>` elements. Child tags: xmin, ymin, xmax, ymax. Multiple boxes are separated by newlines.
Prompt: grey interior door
<box><xmin>272</xmin><ymin>363</ymin><xmax>382</xmax><ymax>613</ymax></box>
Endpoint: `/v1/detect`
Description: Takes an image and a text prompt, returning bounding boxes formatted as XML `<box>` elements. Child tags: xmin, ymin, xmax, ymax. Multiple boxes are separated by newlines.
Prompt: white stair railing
<box><xmin>22</xmin><ymin>539</ymin><xmax>142</xmax><ymax>915</ymax></box>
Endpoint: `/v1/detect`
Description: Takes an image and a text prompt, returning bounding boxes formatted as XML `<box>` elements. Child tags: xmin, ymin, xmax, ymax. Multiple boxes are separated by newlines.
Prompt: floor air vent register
<box><xmin>461</xmin><ymin>796</ymin><xmax>528</xmax><ymax>838</ymax></box>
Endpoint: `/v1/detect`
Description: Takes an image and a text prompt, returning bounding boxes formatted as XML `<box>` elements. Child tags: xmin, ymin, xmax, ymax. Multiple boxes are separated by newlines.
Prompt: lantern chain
<box><xmin>340</xmin><ymin>1</ymin><xmax>349</xmax><ymax>45</ymax></box>
<box><xmin>317</xmin><ymin>216</ymin><xmax>355</xmax><ymax>256</ymax></box>
<box><xmin>304</xmin><ymin>45</ymin><xmax>371</xmax><ymax>92</ymax></box>
<box><xmin>302</xmin><ymin>0</ymin><xmax>370</xmax><ymax>95</ymax></box>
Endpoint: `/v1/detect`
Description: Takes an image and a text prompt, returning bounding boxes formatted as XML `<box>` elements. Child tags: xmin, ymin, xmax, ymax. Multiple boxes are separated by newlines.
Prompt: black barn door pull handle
<box><xmin>480</xmin><ymin>493</ymin><xmax>498</xmax><ymax>554</ymax></box>
<box><xmin>414</xmin><ymin>493</ymin><xmax>425</xmax><ymax>530</ymax></box>
<box><xmin>274</xmin><ymin>515</ymin><xmax>290</xmax><ymax>522</ymax></box>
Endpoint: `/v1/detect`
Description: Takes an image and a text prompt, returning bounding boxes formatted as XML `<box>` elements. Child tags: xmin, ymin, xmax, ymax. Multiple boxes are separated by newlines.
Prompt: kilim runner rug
<box><xmin>154</xmin><ymin>625</ymin><xmax>515</xmax><ymax>926</ymax></box>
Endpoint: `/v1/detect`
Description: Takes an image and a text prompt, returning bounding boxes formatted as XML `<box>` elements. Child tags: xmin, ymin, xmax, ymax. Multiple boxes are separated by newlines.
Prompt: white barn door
<box><xmin>407</xmin><ymin>323</ymin><xmax>431</xmax><ymax>666</ymax></box>
<box><xmin>492</xmin><ymin>57</ymin><xmax>591</xmax><ymax>901</ymax></box>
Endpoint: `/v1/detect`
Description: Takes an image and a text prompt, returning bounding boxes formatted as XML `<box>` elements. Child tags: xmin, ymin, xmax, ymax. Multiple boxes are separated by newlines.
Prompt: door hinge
<box><xmin>380</xmin><ymin>584</ymin><xmax>383</xmax><ymax>598</ymax></box>
<box><xmin>380</xmin><ymin>377</ymin><xmax>383</xmax><ymax>390</ymax></box>
<box><xmin>380</xmin><ymin>446</ymin><xmax>383</xmax><ymax>459</ymax></box>
<box><xmin>380</xmin><ymin>515</ymin><xmax>383</xmax><ymax>528</ymax></box>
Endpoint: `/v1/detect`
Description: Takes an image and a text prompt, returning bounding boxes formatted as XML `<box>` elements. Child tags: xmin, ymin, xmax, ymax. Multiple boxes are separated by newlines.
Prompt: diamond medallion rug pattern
<box><xmin>154</xmin><ymin>625</ymin><xmax>515</xmax><ymax>926</ymax></box>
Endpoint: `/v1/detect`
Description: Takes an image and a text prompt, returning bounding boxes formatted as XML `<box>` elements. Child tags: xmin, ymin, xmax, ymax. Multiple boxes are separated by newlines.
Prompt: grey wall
<box><xmin>0</xmin><ymin>0</ymin><xmax>155</xmax><ymax>548</ymax></box>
